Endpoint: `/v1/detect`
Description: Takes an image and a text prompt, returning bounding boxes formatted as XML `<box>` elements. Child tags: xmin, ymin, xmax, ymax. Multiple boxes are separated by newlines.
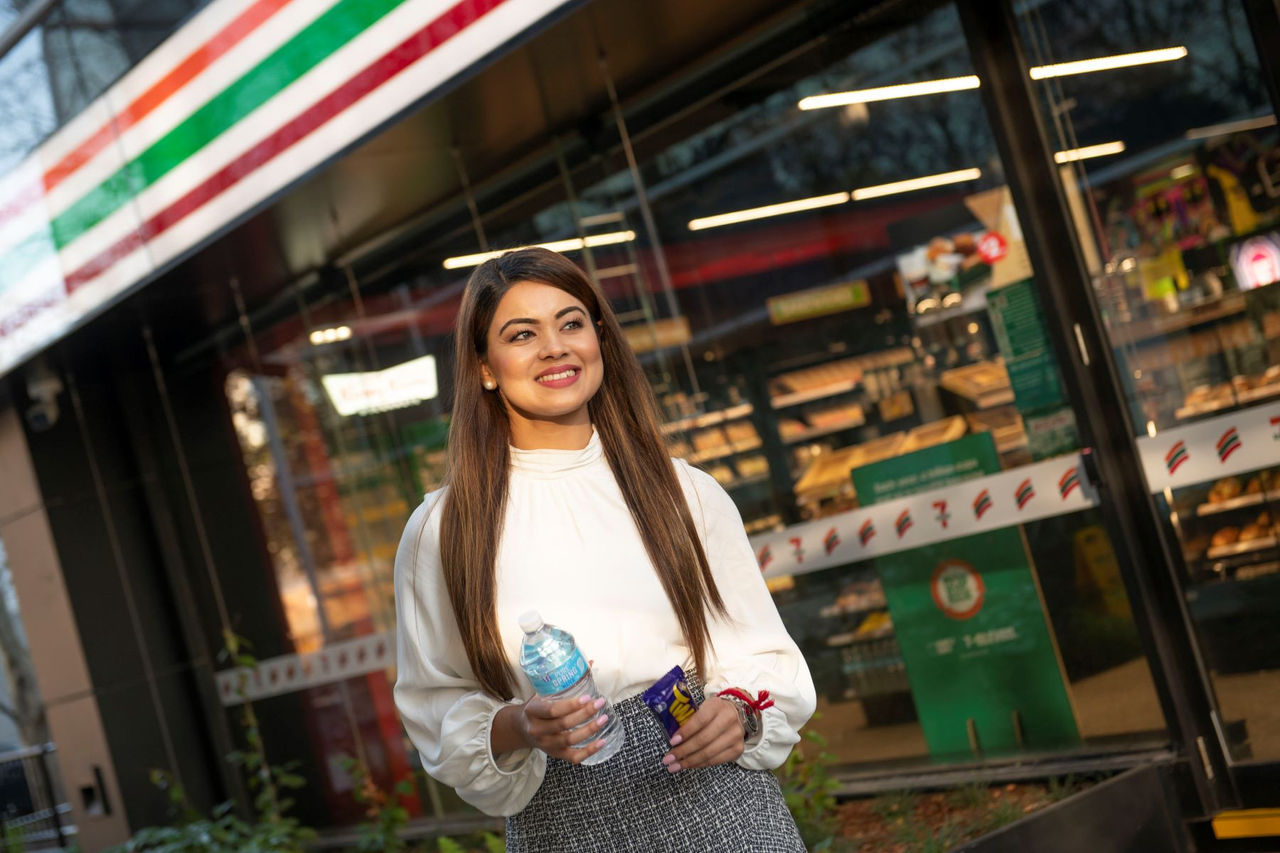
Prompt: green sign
<box><xmin>852</xmin><ymin>435</ymin><xmax>1079</xmax><ymax>756</ymax></box>
<box><xmin>767</xmin><ymin>280</ymin><xmax>870</xmax><ymax>325</ymax></box>
<box><xmin>1023</xmin><ymin>407</ymin><xmax>1081</xmax><ymax>460</ymax></box>
<box><xmin>986</xmin><ymin>278</ymin><xmax>1080</xmax><ymax>459</ymax></box>
<box><xmin>987</xmin><ymin>279</ymin><xmax>1064</xmax><ymax>412</ymax></box>
<box><xmin>853</xmin><ymin>433</ymin><xmax>999</xmax><ymax>504</ymax></box>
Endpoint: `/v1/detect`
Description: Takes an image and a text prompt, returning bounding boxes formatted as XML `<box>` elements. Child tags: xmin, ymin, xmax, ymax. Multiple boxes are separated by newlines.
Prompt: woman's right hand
<box><xmin>517</xmin><ymin>695</ymin><xmax>610</xmax><ymax>763</ymax></box>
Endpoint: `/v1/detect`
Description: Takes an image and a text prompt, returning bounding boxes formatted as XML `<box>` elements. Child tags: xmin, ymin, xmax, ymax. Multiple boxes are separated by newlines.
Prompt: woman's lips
<box><xmin>535</xmin><ymin>367</ymin><xmax>580</xmax><ymax>388</ymax></box>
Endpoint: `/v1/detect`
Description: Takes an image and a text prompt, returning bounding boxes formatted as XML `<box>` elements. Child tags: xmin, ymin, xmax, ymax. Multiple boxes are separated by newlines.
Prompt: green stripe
<box><xmin>47</xmin><ymin>0</ymin><xmax>406</xmax><ymax>250</ymax></box>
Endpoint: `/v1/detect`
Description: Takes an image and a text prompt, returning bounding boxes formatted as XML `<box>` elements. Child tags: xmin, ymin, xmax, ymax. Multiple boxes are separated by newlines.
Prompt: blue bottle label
<box><xmin>528</xmin><ymin>648</ymin><xmax>588</xmax><ymax>696</ymax></box>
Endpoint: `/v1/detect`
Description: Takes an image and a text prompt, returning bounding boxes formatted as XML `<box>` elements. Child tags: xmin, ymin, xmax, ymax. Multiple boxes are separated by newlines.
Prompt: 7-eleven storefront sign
<box><xmin>0</xmin><ymin>0</ymin><xmax>574</xmax><ymax>378</ymax></box>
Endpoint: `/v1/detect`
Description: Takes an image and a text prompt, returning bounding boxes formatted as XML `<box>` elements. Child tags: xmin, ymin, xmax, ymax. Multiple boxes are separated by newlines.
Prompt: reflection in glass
<box><xmin>1019</xmin><ymin>0</ymin><xmax>1280</xmax><ymax>762</ymax></box>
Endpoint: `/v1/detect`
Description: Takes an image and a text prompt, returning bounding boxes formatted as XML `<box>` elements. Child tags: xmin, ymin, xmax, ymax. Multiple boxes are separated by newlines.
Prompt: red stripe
<box><xmin>1164</xmin><ymin>440</ymin><xmax>1185</xmax><ymax>464</ymax></box>
<box><xmin>45</xmin><ymin>0</ymin><xmax>295</xmax><ymax>194</ymax></box>
<box><xmin>66</xmin><ymin>0</ymin><xmax>506</xmax><ymax>293</ymax></box>
<box><xmin>0</xmin><ymin>0</ymin><xmax>294</xmax><ymax>233</ymax></box>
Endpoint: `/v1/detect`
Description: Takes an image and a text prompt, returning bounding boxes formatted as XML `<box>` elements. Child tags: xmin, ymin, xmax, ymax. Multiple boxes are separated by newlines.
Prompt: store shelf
<box><xmin>1237</xmin><ymin>383</ymin><xmax>1280</xmax><ymax>405</ymax></box>
<box><xmin>724</xmin><ymin>473</ymin><xmax>771</xmax><ymax>491</ymax></box>
<box><xmin>1107</xmin><ymin>293</ymin><xmax>1247</xmax><ymax>348</ymax></box>
<box><xmin>1196</xmin><ymin>491</ymin><xmax>1277</xmax><ymax>517</ymax></box>
<box><xmin>1232</xmin><ymin>561</ymin><xmax>1280</xmax><ymax>582</ymax></box>
<box><xmin>771</xmin><ymin>379</ymin><xmax>860</xmax><ymax>410</ymax></box>
<box><xmin>783</xmin><ymin>415</ymin><xmax>868</xmax><ymax>445</ymax></box>
<box><xmin>825</xmin><ymin>628</ymin><xmax>895</xmax><ymax>647</ymax></box>
<box><xmin>1176</xmin><ymin>397</ymin><xmax>1236</xmax><ymax>421</ymax></box>
<box><xmin>1206</xmin><ymin>536</ymin><xmax>1278</xmax><ymax>561</ymax></box>
<box><xmin>687</xmin><ymin>438</ymin><xmax>763</xmax><ymax>465</ymax></box>
<box><xmin>819</xmin><ymin>602</ymin><xmax>887</xmax><ymax>619</ymax></box>
<box><xmin>660</xmin><ymin>402</ymin><xmax>754</xmax><ymax>436</ymax></box>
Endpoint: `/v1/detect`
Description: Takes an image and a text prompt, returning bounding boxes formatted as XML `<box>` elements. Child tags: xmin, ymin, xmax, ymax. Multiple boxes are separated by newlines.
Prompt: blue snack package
<box><xmin>643</xmin><ymin>665</ymin><xmax>700</xmax><ymax>737</ymax></box>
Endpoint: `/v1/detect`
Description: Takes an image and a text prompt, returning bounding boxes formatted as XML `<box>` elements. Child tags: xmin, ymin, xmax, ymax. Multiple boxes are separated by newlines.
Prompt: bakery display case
<box><xmin>1172</xmin><ymin>470</ymin><xmax>1280</xmax><ymax>584</ymax></box>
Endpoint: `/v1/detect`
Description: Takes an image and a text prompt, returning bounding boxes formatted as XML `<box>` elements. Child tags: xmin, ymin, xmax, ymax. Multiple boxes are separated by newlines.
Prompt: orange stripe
<box><xmin>42</xmin><ymin>0</ymin><xmax>293</xmax><ymax>192</ymax></box>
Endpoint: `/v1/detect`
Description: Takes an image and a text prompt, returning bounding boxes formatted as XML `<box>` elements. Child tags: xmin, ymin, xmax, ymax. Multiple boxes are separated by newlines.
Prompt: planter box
<box><xmin>952</xmin><ymin>764</ymin><xmax>1188</xmax><ymax>853</ymax></box>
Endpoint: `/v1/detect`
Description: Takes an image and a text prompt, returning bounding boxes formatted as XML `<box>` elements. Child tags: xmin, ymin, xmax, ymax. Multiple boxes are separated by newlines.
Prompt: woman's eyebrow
<box><xmin>499</xmin><ymin>316</ymin><xmax>536</xmax><ymax>334</ymax></box>
<box><xmin>498</xmin><ymin>306</ymin><xmax>585</xmax><ymax>334</ymax></box>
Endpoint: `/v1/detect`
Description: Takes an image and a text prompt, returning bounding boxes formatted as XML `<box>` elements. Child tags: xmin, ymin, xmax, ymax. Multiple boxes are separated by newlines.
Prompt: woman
<box><xmin>393</xmin><ymin>247</ymin><xmax>815</xmax><ymax>851</ymax></box>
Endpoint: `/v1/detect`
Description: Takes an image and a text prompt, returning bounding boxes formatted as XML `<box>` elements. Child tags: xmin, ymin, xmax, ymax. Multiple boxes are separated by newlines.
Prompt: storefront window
<box><xmin>605</xmin><ymin>1</ymin><xmax>1167</xmax><ymax>768</ymax></box>
<box><xmin>1017</xmin><ymin>0</ymin><xmax>1280</xmax><ymax>763</ymax></box>
<box><xmin>218</xmin><ymin>0</ymin><xmax>1178</xmax><ymax>820</ymax></box>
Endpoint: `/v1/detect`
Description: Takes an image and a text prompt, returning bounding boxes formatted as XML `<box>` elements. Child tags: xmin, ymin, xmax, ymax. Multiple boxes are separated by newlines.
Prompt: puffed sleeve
<box><xmin>676</xmin><ymin>462</ymin><xmax>817</xmax><ymax>771</ymax></box>
<box><xmin>393</xmin><ymin>492</ymin><xmax>546</xmax><ymax>816</ymax></box>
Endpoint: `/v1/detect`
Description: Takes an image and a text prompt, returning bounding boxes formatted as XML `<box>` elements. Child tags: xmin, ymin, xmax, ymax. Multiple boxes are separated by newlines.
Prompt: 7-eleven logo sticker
<box><xmin>823</xmin><ymin>527</ymin><xmax>840</xmax><ymax>555</ymax></box>
<box><xmin>858</xmin><ymin>519</ymin><xmax>876</xmax><ymax>546</ymax></box>
<box><xmin>1165</xmin><ymin>440</ymin><xmax>1189</xmax><ymax>475</ymax></box>
<box><xmin>1217</xmin><ymin>427</ymin><xmax>1242</xmax><ymax>463</ymax></box>
<box><xmin>1015</xmin><ymin>478</ymin><xmax>1036</xmax><ymax>510</ymax></box>
<box><xmin>895</xmin><ymin>509</ymin><xmax>914</xmax><ymax>538</ymax></box>
<box><xmin>1059</xmin><ymin>467</ymin><xmax>1081</xmax><ymax>500</ymax></box>
<box><xmin>1272</xmin><ymin>415</ymin><xmax>1280</xmax><ymax>440</ymax></box>
<box><xmin>790</xmin><ymin>537</ymin><xmax>804</xmax><ymax>563</ymax></box>
<box><xmin>756</xmin><ymin>544</ymin><xmax>772</xmax><ymax>572</ymax></box>
<box><xmin>973</xmin><ymin>489</ymin><xmax>993</xmax><ymax>519</ymax></box>
<box><xmin>933</xmin><ymin>500</ymin><xmax>950</xmax><ymax>528</ymax></box>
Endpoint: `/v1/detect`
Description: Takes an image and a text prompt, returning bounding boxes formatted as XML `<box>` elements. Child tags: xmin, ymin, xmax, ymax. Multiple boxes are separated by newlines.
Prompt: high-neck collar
<box><xmin>509</xmin><ymin>429</ymin><xmax>603</xmax><ymax>477</ymax></box>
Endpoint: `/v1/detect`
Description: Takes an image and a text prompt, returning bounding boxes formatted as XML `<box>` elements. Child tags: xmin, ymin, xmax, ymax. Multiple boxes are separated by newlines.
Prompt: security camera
<box><xmin>24</xmin><ymin>362</ymin><xmax>63</xmax><ymax>432</ymax></box>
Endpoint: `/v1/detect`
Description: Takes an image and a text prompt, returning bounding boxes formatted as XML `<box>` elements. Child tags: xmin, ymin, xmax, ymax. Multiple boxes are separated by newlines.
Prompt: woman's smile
<box><xmin>536</xmin><ymin>366</ymin><xmax>581</xmax><ymax>387</ymax></box>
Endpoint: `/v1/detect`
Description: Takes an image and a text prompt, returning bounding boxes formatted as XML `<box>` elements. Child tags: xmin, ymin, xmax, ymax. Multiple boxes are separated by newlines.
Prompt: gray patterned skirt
<box><xmin>504</xmin><ymin>678</ymin><xmax>806</xmax><ymax>852</ymax></box>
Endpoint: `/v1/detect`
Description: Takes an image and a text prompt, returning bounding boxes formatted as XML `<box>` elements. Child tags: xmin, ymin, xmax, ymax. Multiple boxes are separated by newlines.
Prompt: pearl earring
<box><xmin>483</xmin><ymin>379</ymin><xmax>496</xmax><ymax>390</ymax></box>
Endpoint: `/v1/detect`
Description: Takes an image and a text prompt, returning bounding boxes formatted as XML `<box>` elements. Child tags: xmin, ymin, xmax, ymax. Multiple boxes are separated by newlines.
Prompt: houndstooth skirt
<box><xmin>504</xmin><ymin>677</ymin><xmax>806</xmax><ymax>852</ymax></box>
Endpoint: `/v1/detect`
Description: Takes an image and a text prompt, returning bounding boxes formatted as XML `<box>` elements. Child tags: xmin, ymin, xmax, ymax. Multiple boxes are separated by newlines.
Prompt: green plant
<box><xmin>946</xmin><ymin>780</ymin><xmax>989</xmax><ymax>811</ymax></box>
<box><xmin>979</xmin><ymin>796</ymin><xmax>1025</xmax><ymax>834</ymax></box>
<box><xmin>893</xmin><ymin>816</ymin><xmax>970</xmax><ymax>853</ymax></box>
<box><xmin>774</xmin><ymin>717</ymin><xmax>841</xmax><ymax>850</ymax></box>
<box><xmin>869</xmin><ymin>788</ymin><xmax>918</xmax><ymax>823</ymax></box>
<box><xmin>432</xmin><ymin>834</ymin><xmax>504</xmax><ymax>853</ymax></box>
<box><xmin>106</xmin><ymin>632</ymin><xmax>316</xmax><ymax>852</ymax></box>
<box><xmin>341</xmin><ymin>756</ymin><xmax>413</xmax><ymax>852</ymax></box>
<box><xmin>3</xmin><ymin>822</ymin><xmax>25</xmax><ymax>853</ymax></box>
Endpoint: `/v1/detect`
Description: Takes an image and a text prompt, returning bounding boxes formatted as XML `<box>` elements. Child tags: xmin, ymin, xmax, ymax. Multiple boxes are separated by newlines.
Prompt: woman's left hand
<box><xmin>661</xmin><ymin>697</ymin><xmax>744</xmax><ymax>773</ymax></box>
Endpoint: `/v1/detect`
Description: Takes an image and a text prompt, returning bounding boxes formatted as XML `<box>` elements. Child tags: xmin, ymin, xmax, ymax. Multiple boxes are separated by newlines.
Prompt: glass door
<box><xmin>1012</xmin><ymin>0</ymin><xmax>1280</xmax><ymax>775</ymax></box>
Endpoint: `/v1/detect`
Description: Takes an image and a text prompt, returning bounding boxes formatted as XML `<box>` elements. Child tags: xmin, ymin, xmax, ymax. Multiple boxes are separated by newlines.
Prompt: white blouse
<box><xmin>392</xmin><ymin>430</ymin><xmax>816</xmax><ymax>817</ymax></box>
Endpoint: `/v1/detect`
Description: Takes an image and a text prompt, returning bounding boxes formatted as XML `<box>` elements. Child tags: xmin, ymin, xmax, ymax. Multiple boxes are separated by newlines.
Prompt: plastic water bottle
<box><xmin>518</xmin><ymin>611</ymin><xmax>625</xmax><ymax>765</ymax></box>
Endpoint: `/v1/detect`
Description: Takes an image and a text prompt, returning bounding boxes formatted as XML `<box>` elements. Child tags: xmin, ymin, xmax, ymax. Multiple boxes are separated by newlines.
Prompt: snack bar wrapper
<box><xmin>643</xmin><ymin>665</ymin><xmax>700</xmax><ymax>737</ymax></box>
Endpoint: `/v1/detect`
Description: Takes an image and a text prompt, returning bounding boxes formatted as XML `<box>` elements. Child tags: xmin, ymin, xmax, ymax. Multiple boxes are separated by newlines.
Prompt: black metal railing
<box><xmin>0</xmin><ymin>744</ymin><xmax>71</xmax><ymax>850</ymax></box>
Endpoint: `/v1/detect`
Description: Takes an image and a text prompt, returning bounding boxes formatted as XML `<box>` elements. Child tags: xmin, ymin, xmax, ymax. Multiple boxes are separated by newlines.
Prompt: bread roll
<box><xmin>1211</xmin><ymin>526</ymin><xmax>1240</xmax><ymax>547</ymax></box>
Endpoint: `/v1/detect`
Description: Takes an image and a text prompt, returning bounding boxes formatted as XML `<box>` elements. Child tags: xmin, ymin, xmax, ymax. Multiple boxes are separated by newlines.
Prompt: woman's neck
<box><xmin>508</xmin><ymin>419</ymin><xmax>594</xmax><ymax>450</ymax></box>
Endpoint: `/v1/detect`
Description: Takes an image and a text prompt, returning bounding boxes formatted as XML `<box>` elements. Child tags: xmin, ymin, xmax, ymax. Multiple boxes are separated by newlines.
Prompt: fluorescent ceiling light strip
<box><xmin>798</xmin><ymin>75</ymin><xmax>980</xmax><ymax>110</ymax></box>
<box><xmin>851</xmin><ymin>168</ymin><xmax>981</xmax><ymax>201</ymax></box>
<box><xmin>1029</xmin><ymin>46</ymin><xmax>1187</xmax><ymax>80</ymax></box>
<box><xmin>1185</xmin><ymin>115</ymin><xmax>1276</xmax><ymax>140</ymax></box>
<box><xmin>442</xmin><ymin>230</ymin><xmax>636</xmax><ymax>269</ymax></box>
<box><xmin>687</xmin><ymin>192</ymin><xmax>849</xmax><ymax>231</ymax></box>
<box><xmin>1054</xmin><ymin>141</ymin><xmax>1125</xmax><ymax>163</ymax></box>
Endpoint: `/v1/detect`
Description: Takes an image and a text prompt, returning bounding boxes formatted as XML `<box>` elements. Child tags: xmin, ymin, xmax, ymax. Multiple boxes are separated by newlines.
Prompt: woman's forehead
<box><xmin>492</xmin><ymin>281</ymin><xmax>586</xmax><ymax>318</ymax></box>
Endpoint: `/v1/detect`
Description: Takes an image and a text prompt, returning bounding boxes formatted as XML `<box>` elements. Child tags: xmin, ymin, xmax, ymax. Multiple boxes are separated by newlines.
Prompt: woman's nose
<box><xmin>539</xmin><ymin>331</ymin><xmax>569</xmax><ymax>358</ymax></box>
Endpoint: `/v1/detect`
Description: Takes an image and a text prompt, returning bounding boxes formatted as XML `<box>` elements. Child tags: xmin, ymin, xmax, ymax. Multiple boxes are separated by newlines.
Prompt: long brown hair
<box><xmin>439</xmin><ymin>247</ymin><xmax>727</xmax><ymax>699</ymax></box>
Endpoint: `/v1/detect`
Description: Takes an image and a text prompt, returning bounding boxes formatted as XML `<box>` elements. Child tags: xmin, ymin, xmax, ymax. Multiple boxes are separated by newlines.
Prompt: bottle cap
<box><xmin>518</xmin><ymin>610</ymin><xmax>544</xmax><ymax>634</ymax></box>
